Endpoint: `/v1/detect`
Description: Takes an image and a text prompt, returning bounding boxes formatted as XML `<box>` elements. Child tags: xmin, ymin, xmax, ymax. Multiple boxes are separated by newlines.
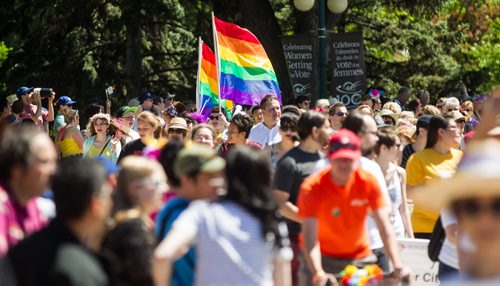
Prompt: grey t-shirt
<box><xmin>273</xmin><ymin>146</ymin><xmax>325</xmax><ymax>235</ymax></box>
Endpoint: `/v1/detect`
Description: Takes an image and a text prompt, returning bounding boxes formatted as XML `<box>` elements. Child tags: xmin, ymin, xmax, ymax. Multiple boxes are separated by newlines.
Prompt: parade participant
<box><xmin>116</xmin><ymin>106</ymin><xmax>140</xmax><ymax>144</ymax></box>
<box><xmin>53</xmin><ymin>96</ymin><xmax>76</xmax><ymax>132</ymax></box>
<box><xmin>102</xmin><ymin>156</ymin><xmax>167</xmax><ymax>286</ymax></box>
<box><xmin>400</xmin><ymin>115</ymin><xmax>431</xmax><ymax>168</ymax></box>
<box><xmin>155</xmin><ymin>144</ymin><xmax>225</xmax><ymax>286</ymax></box>
<box><xmin>406</xmin><ymin>115</ymin><xmax>463</xmax><ymax>238</ymax></box>
<box><xmin>0</xmin><ymin>125</ymin><xmax>57</xmax><ymax>255</ymax></box>
<box><xmin>265</xmin><ymin>113</ymin><xmax>300</xmax><ymax>169</ymax></box>
<box><xmin>249</xmin><ymin>105</ymin><xmax>263</xmax><ymax>125</ymax></box>
<box><xmin>248</xmin><ymin>95</ymin><xmax>282</xmax><ymax>147</ymax></box>
<box><xmin>8</xmin><ymin>158</ymin><xmax>113</xmax><ymax>286</ymax></box>
<box><xmin>342</xmin><ymin>112</ymin><xmax>391</xmax><ymax>271</ymax></box>
<box><xmin>328</xmin><ymin>102</ymin><xmax>348</xmax><ymax>131</ymax></box>
<box><xmin>414</xmin><ymin>139</ymin><xmax>500</xmax><ymax>284</ymax></box>
<box><xmin>119</xmin><ymin>112</ymin><xmax>162</xmax><ymax>161</ymax></box>
<box><xmin>299</xmin><ymin>129</ymin><xmax>410</xmax><ymax>285</ymax></box>
<box><xmin>207</xmin><ymin>106</ymin><xmax>230</xmax><ymax>145</ymax></box>
<box><xmin>166</xmin><ymin>117</ymin><xmax>188</xmax><ymax>143</ymax></box>
<box><xmin>273</xmin><ymin>110</ymin><xmax>332</xmax><ymax>285</ymax></box>
<box><xmin>218</xmin><ymin>112</ymin><xmax>261</xmax><ymax>155</ymax></box>
<box><xmin>191</xmin><ymin>124</ymin><xmax>216</xmax><ymax>149</ymax></box>
<box><xmin>375</xmin><ymin>129</ymin><xmax>414</xmax><ymax>238</ymax></box>
<box><xmin>56</xmin><ymin>109</ymin><xmax>84</xmax><ymax>158</ymax></box>
<box><xmin>154</xmin><ymin>146</ymin><xmax>292</xmax><ymax>286</ymax></box>
<box><xmin>17</xmin><ymin>86</ymin><xmax>55</xmax><ymax>131</ymax></box>
<box><xmin>138</xmin><ymin>91</ymin><xmax>161</xmax><ymax>116</ymax></box>
<box><xmin>393</xmin><ymin>87</ymin><xmax>411</xmax><ymax>111</ymax></box>
<box><xmin>83</xmin><ymin>113</ymin><xmax>120</xmax><ymax>163</ymax></box>
<box><xmin>295</xmin><ymin>95</ymin><xmax>310</xmax><ymax>111</ymax></box>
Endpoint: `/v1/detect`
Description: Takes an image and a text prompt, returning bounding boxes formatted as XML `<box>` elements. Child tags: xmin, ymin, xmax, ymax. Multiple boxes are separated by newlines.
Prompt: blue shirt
<box><xmin>155</xmin><ymin>197</ymin><xmax>195</xmax><ymax>286</ymax></box>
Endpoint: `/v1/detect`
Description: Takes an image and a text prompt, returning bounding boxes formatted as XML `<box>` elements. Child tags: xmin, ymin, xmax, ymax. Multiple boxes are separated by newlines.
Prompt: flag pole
<box><xmin>212</xmin><ymin>12</ymin><xmax>221</xmax><ymax>112</ymax></box>
<box><xmin>196</xmin><ymin>37</ymin><xmax>203</xmax><ymax>114</ymax></box>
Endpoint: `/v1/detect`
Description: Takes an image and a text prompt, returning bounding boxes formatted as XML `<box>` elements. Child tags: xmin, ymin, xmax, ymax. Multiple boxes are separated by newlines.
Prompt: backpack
<box><xmin>427</xmin><ymin>216</ymin><xmax>445</xmax><ymax>262</ymax></box>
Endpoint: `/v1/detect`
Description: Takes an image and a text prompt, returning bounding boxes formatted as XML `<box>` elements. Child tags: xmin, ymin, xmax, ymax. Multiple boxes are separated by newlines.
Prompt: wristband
<box><xmin>312</xmin><ymin>270</ymin><xmax>326</xmax><ymax>283</ymax></box>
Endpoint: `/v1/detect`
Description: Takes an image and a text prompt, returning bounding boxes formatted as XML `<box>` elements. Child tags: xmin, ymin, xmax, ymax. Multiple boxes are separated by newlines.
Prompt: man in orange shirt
<box><xmin>298</xmin><ymin>129</ymin><xmax>410</xmax><ymax>285</ymax></box>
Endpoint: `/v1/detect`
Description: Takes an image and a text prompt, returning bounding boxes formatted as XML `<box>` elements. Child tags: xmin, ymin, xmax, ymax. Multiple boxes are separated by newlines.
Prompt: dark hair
<box><xmin>259</xmin><ymin>95</ymin><xmax>279</xmax><ymax>110</ymax></box>
<box><xmin>398</xmin><ymin>87</ymin><xmax>411</xmax><ymax>97</ymax></box>
<box><xmin>328</xmin><ymin>102</ymin><xmax>346</xmax><ymax>116</ymax></box>
<box><xmin>416</xmin><ymin>90</ymin><xmax>429</xmax><ymax>99</ymax></box>
<box><xmin>230</xmin><ymin>113</ymin><xmax>253</xmax><ymax>139</ymax></box>
<box><xmin>294</xmin><ymin>96</ymin><xmax>309</xmax><ymax>106</ymax></box>
<box><xmin>425</xmin><ymin>115</ymin><xmax>454</xmax><ymax>149</ymax></box>
<box><xmin>374</xmin><ymin>129</ymin><xmax>398</xmax><ymax>155</ymax></box>
<box><xmin>82</xmin><ymin>103</ymin><xmax>104</xmax><ymax>128</ymax></box>
<box><xmin>10</xmin><ymin>100</ymin><xmax>24</xmax><ymax>115</ymax></box>
<box><xmin>224</xmin><ymin>146</ymin><xmax>287</xmax><ymax>249</ymax></box>
<box><xmin>407</xmin><ymin>98</ymin><xmax>421</xmax><ymax>114</ymax></box>
<box><xmin>101</xmin><ymin>218</ymin><xmax>155</xmax><ymax>286</ymax></box>
<box><xmin>280</xmin><ymin>113</ymin><xmax>299</xmax><ymax>131</ymax></box>
<box><xmin>178</xmin><ymin>111</ymin><xmax>195</xmax><ymax>126</ymax></box>
<box><xmin>210</xmin><ymin>106</ymin><xmax>228</xmax><ymax>119</ymax></box>
<box><xmin>158</xmin><ymin>140</ymin><xmax>184</xmax><ymax>187</ymax></box>
<box><xmin>0</xmin><ymin>125</ymin><xmax>45</xmax><ymax>181</ymax></box>
<box><xmin>281</xmin><ymin>105</ymin><xmax>301</xmax><ymax>117</ymax></box>
<box><xmin>297</xmin><ymin>110</ymin><xmax>327</xmax><ymax>140</ymax></box>
<box><xmin>53</xmin><ymin>157</ymin><xmax>107</xmax><ymax>220</ymax></box>
<box><xmin>249</xmin><ymin>105</ymin><xmax>261</xmax><ymax>115</ymax></box>
<box><xmin>343</xmin><ymin>112</ymin><xmax>367</xmax><ymax>135</ymax></box>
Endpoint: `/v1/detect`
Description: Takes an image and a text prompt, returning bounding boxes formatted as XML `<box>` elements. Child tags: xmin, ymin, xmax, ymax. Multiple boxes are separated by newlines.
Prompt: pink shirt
<box><xmin>0</xmin><ymin>182</ymin><xmax>47</xmax><ymax>255</ymax></box>
<box><xmin>21</xmin><ymin>103</ymin><xmax>48</xmax><ymax>129</ymax></box>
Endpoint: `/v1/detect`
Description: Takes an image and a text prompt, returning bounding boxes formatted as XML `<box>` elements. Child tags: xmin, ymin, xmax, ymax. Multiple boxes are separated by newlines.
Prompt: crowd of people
<box><xmin>0</xmin><ymin>84</ymin><xmax>499</xmax><ymax>286</ymax></box>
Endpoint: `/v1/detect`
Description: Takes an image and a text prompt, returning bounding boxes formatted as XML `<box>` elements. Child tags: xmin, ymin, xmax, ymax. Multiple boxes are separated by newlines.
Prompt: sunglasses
<box><xmin>456</xmin><ymin>119</ymin><xmax>466</xmax><ymax>124</ymax></box>
<box><xmin>168</xmin><ymin>128</ymin><xmax>185</xmax><ymax>134</ymax></box>
<box><xmin>210</xmin><ymin>115</ymin><xmax>221</xmax><ymax>120</ymax></box>
<box><xmin>453</xmin><ymin>198</ymin><xmax>500</xmax><ymax>218</ymax></box>
<box><xmin>329</xmin><ymin>141</ymin><xmax>359</xmax><ymax>153</ymax></box>
<box><xmin>280</xmin><ymin>126</ymin><xmax>296</xmax><ymax>132</ymax></box>
<box><xmin>335</xmin><ymin>112</ymin><xmax>348</xmax><ymax>117</ymax></box>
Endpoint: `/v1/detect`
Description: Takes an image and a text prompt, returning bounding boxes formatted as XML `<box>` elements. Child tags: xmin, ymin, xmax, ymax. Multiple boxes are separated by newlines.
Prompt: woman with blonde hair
<box><xmin>56</xmin><ymin>109</ymin><xmax>84</xmax><ymax>158</ymax></box>
<box><xmin>102</xmin><ymin>156</ymin><xmax>168</xmax><ymax>286</ymax></box>
<box><xmin>83</xmin><ymin>113</ymin><xmax>121</xmax><ymax>163</ymax></box>
<box><xmin>118</xmin><ymin>111</ymin><xmax>164</xmax><ymax>162</ymax></box>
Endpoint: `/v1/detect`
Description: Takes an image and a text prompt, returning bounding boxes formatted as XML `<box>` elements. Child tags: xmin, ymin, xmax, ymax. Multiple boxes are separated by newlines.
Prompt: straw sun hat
<box><xmin>413</xmin><ymin>139</ymin><xmax>500</xmax><ymax>212</ymax></box>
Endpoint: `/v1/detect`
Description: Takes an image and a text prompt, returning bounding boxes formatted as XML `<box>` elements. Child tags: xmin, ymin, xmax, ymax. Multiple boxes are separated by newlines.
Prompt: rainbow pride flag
<box><xmin>196</xmin><ymin>38</ymin><xmax>233</xmax><ymax>118</ymax></box>
<box><xmin>212</xmin><ymin>15</ymin><xmax>281</xmax><ymax>106</ymax></box>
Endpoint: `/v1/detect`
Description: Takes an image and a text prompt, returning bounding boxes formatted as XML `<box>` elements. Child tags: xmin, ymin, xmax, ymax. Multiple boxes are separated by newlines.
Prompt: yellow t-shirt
<box><xmin>406</xmin><ymin>148</ymin><xmax>463</xmax><ymax>233</ymax></box>
<box><xmin>58</xmin><ymin>137</ymin><xmax>83</xmax><ymax>158</ymax></box>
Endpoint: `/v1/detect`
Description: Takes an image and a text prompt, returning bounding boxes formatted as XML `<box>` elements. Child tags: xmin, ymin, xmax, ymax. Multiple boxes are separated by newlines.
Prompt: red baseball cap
<box><xmin>328</xmin><ymin>129</ymin><xmax>361</xmax><ymax>161</ymax></box>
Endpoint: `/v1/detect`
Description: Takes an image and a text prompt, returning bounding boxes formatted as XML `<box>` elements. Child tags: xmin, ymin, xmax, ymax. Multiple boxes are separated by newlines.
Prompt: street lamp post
<box><xmin>293</xmin><ymin>0</ymin><xmax>348</xmax><ymax>103</ymax></box>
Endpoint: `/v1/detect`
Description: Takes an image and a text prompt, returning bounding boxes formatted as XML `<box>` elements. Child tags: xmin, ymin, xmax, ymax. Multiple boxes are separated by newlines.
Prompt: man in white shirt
<box><xmin>343</xmin><ymin>112</ymin><xmax>391</xmax><ymax>272</ymax></box>
<box><xmin>248</xmin><ymin>95</ymin><xmax>282</xmax><ymax>147</ymax></box>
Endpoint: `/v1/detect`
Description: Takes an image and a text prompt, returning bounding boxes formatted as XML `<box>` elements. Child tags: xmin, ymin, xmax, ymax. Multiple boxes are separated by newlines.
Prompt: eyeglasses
<box><xmin>334</xmin><ymin>112</ymin><xmax>348</xmax><ymax>117</ymax></box>
<box><xmin>456</xmin><ymin>119</ymin><xmax>466</xmax><ymax>124</ymax></box>
<box><xmin>280</xmin><ymin>126</ymin><xmax>296</xmax><ymax>132</ymax></box>
<box><xmin>210</xmin><ymin>115</ymin><xmax>221</xmax><ymax>120</ymax></box>
<box><xmin>453</xmin><ymin>198</ymin><xmax>500</xmax><ymax>218</ymax></box>
<box><xmin>168</xmin><ymin>128</ymin><xmax>185</xmax><ymax>134</ymax></box>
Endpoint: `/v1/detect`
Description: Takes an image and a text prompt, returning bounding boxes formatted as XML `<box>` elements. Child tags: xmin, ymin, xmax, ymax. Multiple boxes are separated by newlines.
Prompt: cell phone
<box><xmin>105</xmin><ymin>86</ymin><xmax>114</xmax><ymax>97</ymax></box>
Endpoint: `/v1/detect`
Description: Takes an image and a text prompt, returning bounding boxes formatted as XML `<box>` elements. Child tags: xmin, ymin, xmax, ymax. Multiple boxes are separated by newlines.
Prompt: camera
<box><xmin>33</xmin><ymin>88</ymin><xmax>53</xmax><ymax>98</ymax></box>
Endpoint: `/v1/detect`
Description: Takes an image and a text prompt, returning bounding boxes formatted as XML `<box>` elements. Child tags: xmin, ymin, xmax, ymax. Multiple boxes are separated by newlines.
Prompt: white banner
<box><xmin>397</xmin><ymin>238</ymin><xmax>440</xmax><ymax>286</ymax></box>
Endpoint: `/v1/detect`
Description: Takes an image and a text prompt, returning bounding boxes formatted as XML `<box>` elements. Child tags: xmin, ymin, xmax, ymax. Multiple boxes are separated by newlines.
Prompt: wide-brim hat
<box><xmin>378</xmin><ymin>109</ymin><xmax>399</xmax><ymax>123</ymax></box>
<box><xmin>413</xmin><ymin>139</ymin><xmax>500</xmax><ymax>211</ymax></box>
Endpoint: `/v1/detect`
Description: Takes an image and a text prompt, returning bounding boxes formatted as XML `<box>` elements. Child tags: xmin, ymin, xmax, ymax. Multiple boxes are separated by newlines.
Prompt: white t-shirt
<box><xmin>439</xmin><ymin>208</ymin><xmax>459</xmax><ymax>269</ymax></box>
<box><xmin>173</xmin><ymin>200</ymin><xmax>288</xmax><ymax>286</ymax></box>
<box><xmin>248</xmin><ymin>122</ymin><xmax>281</xmax><ymax>147</ymax></box>
<box><xmin>360</xmin><ymin>157</ymin><xmax>390</xmax><ymax>249</ymax></box>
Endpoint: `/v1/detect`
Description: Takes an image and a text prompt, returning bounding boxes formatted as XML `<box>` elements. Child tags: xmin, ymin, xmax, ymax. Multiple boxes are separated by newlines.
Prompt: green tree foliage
<box><xmin>0</xmin><ymin>0</ymin><xmax>196</xmax><ymax>107</ymax></box>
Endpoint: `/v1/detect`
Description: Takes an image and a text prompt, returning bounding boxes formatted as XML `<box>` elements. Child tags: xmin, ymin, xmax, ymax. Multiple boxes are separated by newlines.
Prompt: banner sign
<box><xmin>397</xmin><ymin>238</ymin><xmax>440</xmax><ymax>286</ymax></box>
<box><xmin>281</xmin><ymin>35</ymin><xmax>316</xmax><ymax>99</ymax></box>
<box><xmin>330</xmin><ymin>31</ymin><xmax>367</xmax><ymax>108</ymax></box>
